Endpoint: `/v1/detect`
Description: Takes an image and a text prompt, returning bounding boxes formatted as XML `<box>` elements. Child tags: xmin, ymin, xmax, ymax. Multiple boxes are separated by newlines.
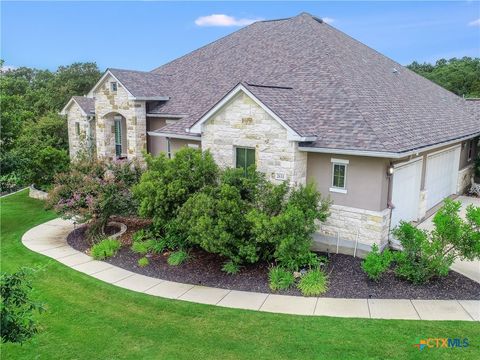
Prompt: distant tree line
<box><xmin>0</xmin><ymin>60</ymin><xmax>101</xmax><ymax>193</ymax></box>
<box><xmin>407</xmin><ymin>57</ymin><xmax>480</xmax><ymax>98</ymax></box>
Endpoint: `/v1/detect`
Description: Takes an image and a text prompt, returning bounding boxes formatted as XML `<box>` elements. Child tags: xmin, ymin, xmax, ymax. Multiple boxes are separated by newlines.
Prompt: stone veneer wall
<box><xmin>312</xmin><ymin>204</ymin><xmax>391</xmax><ymax>257</ymax></box>
<box><xmin>457</xmin><ymin>165</ymin><xmax>474</xmax><ymax>194</ymax></box>
<box><xmin>94</xmin><ymin>75</ymin><xmax>146</xmax><ymax>161</ymax></box>
<box><xmin>201</xmin><ymin>92</ymin><xmax>307</xmax><ymax>185</ymax></box>
<box><xmin>66</xmin><ymin>102</ymin><xmax>89</xmax><ymax>159</ymax></box>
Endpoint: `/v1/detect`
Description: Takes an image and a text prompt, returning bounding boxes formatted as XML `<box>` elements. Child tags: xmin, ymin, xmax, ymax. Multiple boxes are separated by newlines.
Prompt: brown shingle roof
<box><xmin>134</xmin><ymin>13</ymin><xmax>480</xmax><ymax>153</ymax></box>
<box><xmin>72</xmin><ymin>96</ymin><xmax>95</xmax><ymax>114</ymax></box>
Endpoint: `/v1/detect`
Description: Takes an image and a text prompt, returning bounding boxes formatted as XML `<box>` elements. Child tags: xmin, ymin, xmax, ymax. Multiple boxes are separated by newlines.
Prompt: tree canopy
<box><xmin>407</xmin><ymin>57</ymin><xmax>480</xmax><ymax>98</ymax></box>
<box><xmin>0</xmin><ymin>61</ymin><xmax>101</xmax><ymax>192</ymax></box>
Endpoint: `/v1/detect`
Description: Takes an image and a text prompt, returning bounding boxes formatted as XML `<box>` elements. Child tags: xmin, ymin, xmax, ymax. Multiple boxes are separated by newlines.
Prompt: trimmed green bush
<box><xmin>222</xmin><ymin>261</ymin><xmax>240</xmax><ymax>275</ymax></box>
<box><xmin>167</xmin><ymin>250</ymin><xmax>188</xmax><ymax>266</ymax></box>
<box><xmin>138</xmin><ymin>257</ymin><xmax>149</xmax><ymax>267</ymax></box>
<box><xmin>361</xmin><ymin>244</ymin><xmax>393</xmax><ymax>281</ymax></box>
<box><xmin>91</xmin><ymin>239</ymin><xmax>121</xmax><ymax>260</ymax></box>
<box><xmin>297</xmin><ymin>269</ymin><xmax>328</xmax><ymax>296</ymax></box>
<box><xmin>268</xmin><ymin>267</ymin><xmax>294</xmax><ymax>291</ymax></box>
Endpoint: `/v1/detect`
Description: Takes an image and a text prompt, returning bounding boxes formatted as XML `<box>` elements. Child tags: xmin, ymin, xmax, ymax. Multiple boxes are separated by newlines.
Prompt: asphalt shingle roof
<box><xmin>72</xmin><ymin>96</ymin><xmax>95</xmax><ymax>115</ymax></box>
<box><xmin>109</xmin><ymin>13</ymin><xmax>480</xmax><ymax>153</ymax></box>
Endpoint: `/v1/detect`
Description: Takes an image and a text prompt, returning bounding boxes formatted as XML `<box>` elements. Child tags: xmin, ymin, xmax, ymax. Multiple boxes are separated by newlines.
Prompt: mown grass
<box><xmin>1</xmin><ymin>190</ymin><xmax>478</xmax><ymax>359</ymax></box>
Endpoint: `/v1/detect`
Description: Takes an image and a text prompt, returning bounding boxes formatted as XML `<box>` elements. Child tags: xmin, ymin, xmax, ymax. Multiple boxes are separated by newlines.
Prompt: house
<box><xmin>61</xmin><ymin>12</ymin><xmax>479</xmax><ymax>256</ymax></box>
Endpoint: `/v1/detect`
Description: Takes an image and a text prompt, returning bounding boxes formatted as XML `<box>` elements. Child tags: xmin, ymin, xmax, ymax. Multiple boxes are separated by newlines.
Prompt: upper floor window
<box><xmin>468</xmin><ymin>139</ymin><xmax>474</xmax><ymax>161</ymax></box>
<box><xmin>330</xmin><ymin>158</ymin><xmax>349</xmax><ymax>194</ymax></box>
<box><xmin>110</xmin><ymin>82</ymin><xmax>117</xmax><ymax>92</ymax></box>
<box><xmin>75</xmin><ymin>122</ymin><xmax>80</xmax><ymax>136</ymax></box>
<box><xmin>236</xmin><ymin>147</ymin><xmax>255</xmax><ymax>175</ymax></box>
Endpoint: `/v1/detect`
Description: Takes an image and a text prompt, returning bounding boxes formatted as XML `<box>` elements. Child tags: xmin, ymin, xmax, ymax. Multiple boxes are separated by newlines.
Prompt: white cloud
<box><xmin>195</xmin><ymin>14</ymin><xmax>262</xmax><ymax>27</ymax></box>
<box><xmin>468</xmin><ymin>18</ymin><xmax>480</xmax><ymax>27</ymax></box>
<box><xmin>322</xmin><ymin>17</ymin><xmax>335</xmax><ymax>24</ymax></box>
<box><xmin>0</xmin><ymin>65</ymin><xmax>17</xmax><ymax>73</ymax></box>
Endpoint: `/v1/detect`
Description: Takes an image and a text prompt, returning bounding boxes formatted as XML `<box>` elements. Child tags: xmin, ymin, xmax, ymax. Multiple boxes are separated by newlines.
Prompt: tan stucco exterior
<box><xmin>307</xmin><ymin>153</ymin><xmax>390</xmax><ymax>212</ymax></box>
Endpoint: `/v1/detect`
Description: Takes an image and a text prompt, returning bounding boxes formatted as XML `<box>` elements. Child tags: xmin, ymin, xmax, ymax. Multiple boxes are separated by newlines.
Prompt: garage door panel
<box><xmin>391</xmin><ymin>159</ymin><xmax>423</xmax><ymax>228</ymax></box>
<box><xmin>425</xmin><ymin>147</ymin><xmax>460</xmax><ymax>210</ymax></box>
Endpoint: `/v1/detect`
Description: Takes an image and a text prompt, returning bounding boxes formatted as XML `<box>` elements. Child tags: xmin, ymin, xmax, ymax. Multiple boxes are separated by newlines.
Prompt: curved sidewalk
<box><xmin>22</xmin><ymin>218</ymin><xmax>479</xmax><ymax>321</ymax></box>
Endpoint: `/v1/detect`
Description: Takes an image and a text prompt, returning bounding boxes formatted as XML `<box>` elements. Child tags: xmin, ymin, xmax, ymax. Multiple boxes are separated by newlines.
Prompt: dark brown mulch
<box><xmin>67</xmin><ymin>225</ymin><xmax>480</xmax><ymax>300</ymax></box>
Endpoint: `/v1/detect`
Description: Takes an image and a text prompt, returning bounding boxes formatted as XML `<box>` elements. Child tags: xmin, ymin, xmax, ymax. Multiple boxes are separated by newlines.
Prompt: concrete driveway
<box><xmin>417</xmin><ymin>195</ymin><xmax>480</xmax><ymax>283</ymax></box>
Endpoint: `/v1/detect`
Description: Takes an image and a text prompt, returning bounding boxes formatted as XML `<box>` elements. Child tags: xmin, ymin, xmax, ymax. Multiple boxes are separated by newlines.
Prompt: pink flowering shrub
<box><xmin>47</xmin><ymin>158</ymin><xmax>142</xmax><ymax>241</ymax></box>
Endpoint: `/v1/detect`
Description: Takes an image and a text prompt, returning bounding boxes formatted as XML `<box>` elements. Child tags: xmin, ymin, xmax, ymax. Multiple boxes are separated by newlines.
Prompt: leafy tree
<box><xmin>407</xmin><ymin>57</ymin><xmax>480</xmax><ymax>97</ymax></box>
<box><xmin>392</xmin><ymin>199</ymin><xmax>480</xmax><ymax>283</ymax></box>
<box><xmin>0</xmin><ymin>267</ymin><xmax>45</xmax><ymax>344</ymax></box>
<box><xmin>0</xmin><ymin>61</ymin><xmax>101</xmax><ymax>190</ymax></box>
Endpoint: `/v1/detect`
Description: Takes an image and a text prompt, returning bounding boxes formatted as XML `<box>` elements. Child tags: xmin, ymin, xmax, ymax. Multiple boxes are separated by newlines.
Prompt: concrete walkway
<box><xmin>22</xmin><ymin>218</ymin><xmax>479</xmax><ymax>321</ymax></box>
<box><xmin>417</xmin><ymin>195</ymin><xmax>480</xmax><ymax>283</ymax></box>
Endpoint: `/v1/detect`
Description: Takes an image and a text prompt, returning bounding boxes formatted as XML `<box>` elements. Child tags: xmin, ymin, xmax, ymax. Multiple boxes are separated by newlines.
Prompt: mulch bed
<box><xmin>67</xmin><ymin>224</ymin><xmax>480</xmax><ymax>300</ymax></box>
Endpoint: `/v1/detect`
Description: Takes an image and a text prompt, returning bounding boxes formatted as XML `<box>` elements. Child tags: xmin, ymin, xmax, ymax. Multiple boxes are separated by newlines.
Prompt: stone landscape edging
<box><xmin>21</xmin><ymin>218</ymin><xmax>479</xmax><ymax>321</ymax></box>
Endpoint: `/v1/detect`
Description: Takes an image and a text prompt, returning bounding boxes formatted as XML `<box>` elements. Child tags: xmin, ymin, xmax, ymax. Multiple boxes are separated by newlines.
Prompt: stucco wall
<box><xmin>201</xmin><ymin>92</ymin><xmax>307</xmax><ymax>185</ymax></box>
<box><xmin>306</xmin><ymin>153</ymin><xmax>389</xmax><ymax>212</ymax></box>
<box><xmin>94</xmin><ymin>74</ymin><xmax>146</xmax><ymax>161</ymax></box>
<box><xmin>66</xmin><ymin>101</ymin><xmax>89</xmax><ymax>159</ymax></box>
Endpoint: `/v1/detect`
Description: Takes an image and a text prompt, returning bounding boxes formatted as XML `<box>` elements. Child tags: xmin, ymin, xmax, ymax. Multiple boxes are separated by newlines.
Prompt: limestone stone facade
<box><xmin>201</xmin><ymin>92</ymin><xmax>307</xmax><ymax>185</ymax></box>
<box><xmin>66</xmin><ymin>101</ymin><xmax>92</xmax><ymax>158</ymax></box>
<box><xmin>313</xmin><ymin>204</ymin><xmax>391</xmax><ymax>257</ymax></box>
<box><xmin>93</xmin><ymin>74</ymin><xmax>146</xmax><ymax>161</ymax></box>
<box><xmin>457</xmin><ymin>165</ymin><xmax>474</xmax><ymax>194</ymax></box>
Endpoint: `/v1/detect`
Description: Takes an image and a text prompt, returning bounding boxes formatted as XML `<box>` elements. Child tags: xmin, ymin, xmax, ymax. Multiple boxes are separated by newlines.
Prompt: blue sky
<box><xmin>1</xmin><ymin>1</ymin><xmax>479</xmax><ymax>71</ymax></box>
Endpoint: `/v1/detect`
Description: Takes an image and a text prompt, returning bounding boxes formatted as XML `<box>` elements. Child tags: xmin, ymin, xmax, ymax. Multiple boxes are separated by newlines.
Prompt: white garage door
<box><xmin>391</xmin><ymin>158</ymin><xmax>423</xmax><ymax>228</ymax></box>
<box><xmin>425</xmin><ymin>146</ymin><xmax>460</xmax><ymax>210</ymax></box>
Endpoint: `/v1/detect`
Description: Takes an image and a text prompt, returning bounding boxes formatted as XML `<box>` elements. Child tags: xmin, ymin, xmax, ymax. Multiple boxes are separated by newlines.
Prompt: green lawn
<box><xmin>1</xmin><ymin>190</ymin><xmax>478</xmax><ymax>359</ymax></box>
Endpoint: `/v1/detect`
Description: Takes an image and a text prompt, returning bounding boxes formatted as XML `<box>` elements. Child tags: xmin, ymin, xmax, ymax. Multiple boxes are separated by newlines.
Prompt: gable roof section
<box><xmin>189</xmin><ymin>83</ymin><xmax>316</xmax><ymax>142</ymax></box>
<box><xmin>88</xmin><ymin>69</ymin><xmax>170</xmax><ymax>100</ymax></box>
<box><xmin>61</xmin><ymin>96</ymin><xmax>95</xmax><ymax>116</ymax></box>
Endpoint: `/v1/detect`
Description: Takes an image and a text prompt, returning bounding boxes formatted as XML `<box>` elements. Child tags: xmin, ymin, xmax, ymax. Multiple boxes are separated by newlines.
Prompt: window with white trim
<box><xmin>236</xmin><ymin>147</ymin><xmax>255</xmax><ymax>175</ymax></box>
<box><xmin>167</xmin><ymin>138</ymin><xmax>172</xmax><ymax>159</ymax></box>
<box><xmin>330</xmin><ymin>158</ymin><xmax>349</xmax><ymax>194</ymax></box>
<box><xmin>75</xmin><ymin>122</ymin><xmax>80</xmax><ymax>136</ymax></box>
<box><xmin>110</xmin><ymin>82</ymin><xmax>117</xmax><ymax>92</ymax></box>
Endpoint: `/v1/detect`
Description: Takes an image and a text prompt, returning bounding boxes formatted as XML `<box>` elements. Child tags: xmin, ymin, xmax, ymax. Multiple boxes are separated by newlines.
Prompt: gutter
<box><xmin>129</xmin><ymin>96</ymin><xmax>170</xmax><ymax>101</ymax></box>
<box><xmin>147</xmin><ymin>131</ymin><xmax>201</xmax><ymax>141</ymax></box>
<box><xmin>299</xmin><ymin>131</ymin><xmax>480</xmax><ymax>159</ymax></box>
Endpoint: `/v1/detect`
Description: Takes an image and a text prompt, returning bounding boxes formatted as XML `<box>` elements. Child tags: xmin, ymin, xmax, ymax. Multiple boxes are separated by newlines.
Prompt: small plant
<box><xmin>297</xmin><ymin>269</ymin><xmax>328</xmax><ymax>296</ymax></box>
<box><xmin>132</xmin><ymin>229</ymin><xmax>147</xmax><ymax>243</ymax></box>
<box><xmin>138</xmin><ymin>257</ymin><xmax>149</xmax><ymax>267</ymax></box>
<box><xmin>0</xmin><ymin>267</ymin><xmax>45</xmax><ymax>343</ymax></box>
<box><xmin>361</xmin><ymin>244</ymin><xmax>393</xmax><ymax>282</ymax></box>
<box><xmin>222</xmin><ymin>261</ymin><xmax>240</xmax><ymax>275</ymax></box>
<box><xmin>167</xmin><ymin>250</ymin><xmax>188</xmax><ymax>266</ymax></box>
<box><xmin>91</xmin><ymin>239</ymin><xmax>121</xmax><ymax>260</ymax></box>
<box><xmin>268</xmin><ymin>267</ymin><xmax>295</xmax><ymax>291</ymax></box>
<box><xmin>149</xmin><ymin>239</ymin><xmax>167</xmax><ymax>254</ymax></box>
<box><xmin>131</xmin><ymin>240</ymin><xmax>154</xmax><ymax>255</ymax></box>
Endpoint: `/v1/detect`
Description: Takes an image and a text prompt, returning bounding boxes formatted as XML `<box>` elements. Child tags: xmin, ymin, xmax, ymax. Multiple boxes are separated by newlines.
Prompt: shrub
<box><xmin>131</xmin><ymin>240</ymin><xmax>154</xmax><ymax>255</ymax></box>
<box><xmin>133</xmin><ymin>148</ymin><xmax>218</xmax><ymax>227</ymax></box>
<box><xmin>0</xmin><ymin>267</ymin><xmax>45</xmax><ymax>343</ymax></box>
<box><xmin>177</xmin><ymin>184</ymin><xmax>255</xmax><ymax>264</ymax></box>
<box><xmin>268</xmin><ymin>267</ymin><xmax>295</xmax><ymax>291</ymax></box>
<box><xmin>0</xmin><ymin>172</ymin><xmax>23</xmax><ymax>194</ymax></box>
<box><xmin>91</xmin><ymin>239</ymin><xmax>121</xmax><ymax>260</ymax></box>
<box><xmin>167</xmin><ymin>250</ymin><xmax>188</xmax><ymax>266</ymax></box>
<box><xmin>47</xmin><ymin>157</ymin><xmax>142</xmax><ymax>241</ymax></box>
<box><xmin>222</xmin><ymin>261</ymin><xmax>240</xmax><ymax>275</ymax></box>
<box><xmin>361</xmin><ymin>244</ymin><xmax>393</xmax><ymax>281</ymax></box>
<box><xmin>30</xmin><ymin>146</ymin><xmax>70</xmax><ymax>191</ymax></box>
<box><xmin>138</xmin><ymin>257</ymin><xmax>149</xmax><ymax>267</ymax></box>
<box><xmin>249</xmin><ymin>183</ymin><xmax>330</xmax><ymax>270</ymax></box>
<box><xmin>392</xmin><ymin>199</ymin><xmax>480</xmax><ymax>284</ymax></box>
<box><xmin>297</xmin><ymin>269</ymin><xmax>328</xmax><ymax>296</ymax></box>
